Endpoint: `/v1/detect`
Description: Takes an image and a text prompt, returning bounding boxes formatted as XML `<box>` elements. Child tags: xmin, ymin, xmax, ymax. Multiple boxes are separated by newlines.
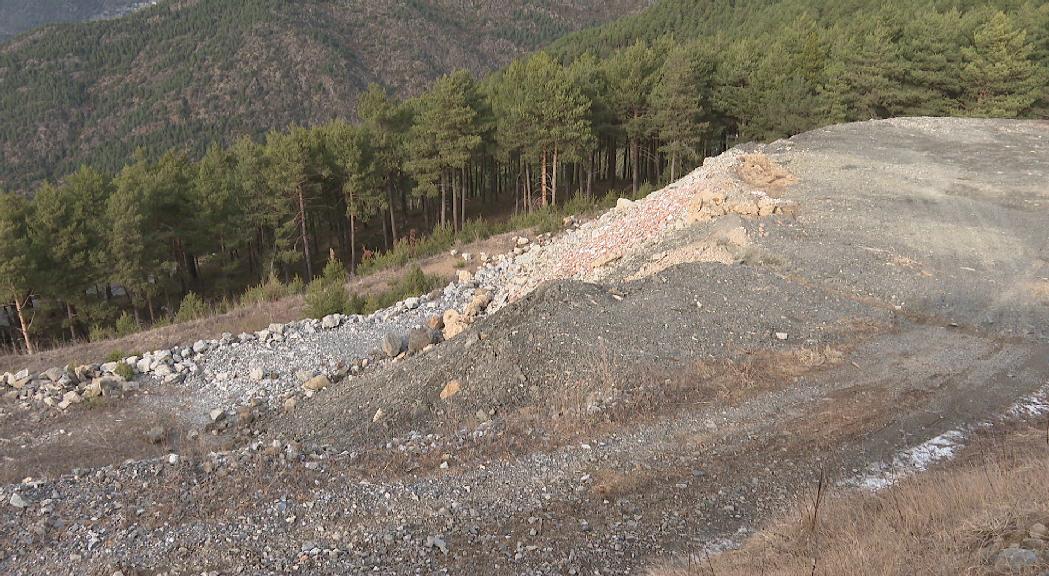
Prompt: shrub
<box><xmin>175</xmin><ymin>292</ymin><xmax>208</xmax><ymax>323</ymax></box>
<box><xmin>114</xmin><ymin>312</ymin><xmax>139</xmax><ymax>338</ymax></box>
<box><xmin>114</xmin><ymin>362</ymin><xmax>135</xmax><ymax>380</ymax></box>
<box><xmin>90</xmin><ymin>324</ymin><xmax>114</xmax><ymax>342</ymax></box>
<box><xmin>241</xmin><ymin>273</ymin><xmax>303</xmax><ymax>306</ymax></box>
<box><xmin>304</xmin><ymin>257</ymin><xmax>351</xmax><ymax>318</ymax></box>
<box><xmin>105</xmin><ymin>349</ymin><xmax>126</xmax><ymax>363</ymax></box>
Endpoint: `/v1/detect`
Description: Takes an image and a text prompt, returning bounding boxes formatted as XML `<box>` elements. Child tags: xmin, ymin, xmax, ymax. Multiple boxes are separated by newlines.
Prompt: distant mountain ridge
<box><xmin>0</xmin><ymin>0</ymin><xmax>652</xmax><ymax>191</ymax></box>
<box><xmin>0</xmin><ymin>0</ymin><xmax>156</xmax><ymax>42</ymax></box>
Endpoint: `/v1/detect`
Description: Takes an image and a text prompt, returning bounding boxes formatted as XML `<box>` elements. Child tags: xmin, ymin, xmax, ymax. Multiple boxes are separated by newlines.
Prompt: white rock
<box><xmin>616</xmin><ymin>198</ymin><xmax>635</xmax><ymax>209</ymax></box>
<box><xmin>192</xmin><ymin>340</ymin><xmax>208</xmax><ymax>353</ymax></box>
<box><xmin>9</xmin><ymin>492</ymin><xmax>29</xmax><ymax>508</ymax></box>
<box><xmin>167</xmin><ymin>453</ymin><xmax>180</xmax><ymax>465</ymax></box>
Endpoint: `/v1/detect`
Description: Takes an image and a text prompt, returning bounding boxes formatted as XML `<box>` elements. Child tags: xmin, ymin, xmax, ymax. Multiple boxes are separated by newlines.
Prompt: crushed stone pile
<box><xmin>494</xmin><ymin>150</ymin><xmax>799</xmax><ymax>310</ymax></box>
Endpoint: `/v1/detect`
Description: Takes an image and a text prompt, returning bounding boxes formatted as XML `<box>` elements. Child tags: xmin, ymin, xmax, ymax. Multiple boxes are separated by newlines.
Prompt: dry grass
<box><xmin>650</xmin><ymin>425</ymin><xmax>1049</xmax><ymax>576</ymax></box>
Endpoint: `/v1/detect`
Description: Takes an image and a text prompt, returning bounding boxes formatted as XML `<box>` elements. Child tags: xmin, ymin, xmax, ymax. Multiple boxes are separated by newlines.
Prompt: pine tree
<box><xmin>604</xmin><ymin>40</ymin><xmax>661</xmax><ymax>195</ymax></box>
<box><xmin>264</xmin><ymin>127</ymin><xmax>321</xmax><ymax>280</ymax></box>
<box><xmin>108</xmin><ymin>155</ymin><xmax>159</xmax><ymax>322</ymax></box>
<box><xmin>30</xmin><ymin>166</ymin><xmax>111</xmax><ymax>338</ymax></box>
<box><xmin>0</xmin><ymin>192</ymin><xmax>36</xmax><ymax>354</ymax></box>
<box><xmin>406</xmin><ymin>70</ymin><xmax>482</xmax><ymax>230</ymax></box>
<box><xmin>960</xmin><ymin>12</ymin><xmax>1046</xmax><ymax>117</ymax></box>
<box><xmin>650</xmin><ymin>42</ymin><xmax>711</xmax><ymax>182</ymax></box>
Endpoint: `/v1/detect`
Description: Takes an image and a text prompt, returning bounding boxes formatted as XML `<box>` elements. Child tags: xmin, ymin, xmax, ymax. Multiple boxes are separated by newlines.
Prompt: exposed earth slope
<box><xmin>1</xmin><ymin>118</ymin><xmax>1047</xmax><ymax>574</ymax></box>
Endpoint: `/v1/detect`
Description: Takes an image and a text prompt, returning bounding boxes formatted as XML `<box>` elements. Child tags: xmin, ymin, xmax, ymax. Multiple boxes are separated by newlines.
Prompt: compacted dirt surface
<box><xmin>1</xmin><ymin>118</ymin><xmax>1048</xmax><ymax>575</ymax></box>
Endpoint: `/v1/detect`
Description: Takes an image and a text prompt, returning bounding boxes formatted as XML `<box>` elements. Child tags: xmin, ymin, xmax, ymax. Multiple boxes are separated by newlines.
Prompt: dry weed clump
<box><xmin>649</xmin><ymin>426</ymin><xmax>1049</xmax><ymax>576</ymax></box>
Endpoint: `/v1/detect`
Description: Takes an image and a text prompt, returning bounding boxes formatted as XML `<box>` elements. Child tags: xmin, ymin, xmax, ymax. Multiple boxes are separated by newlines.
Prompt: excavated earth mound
<box><xmin>2</xmin><ymin>118</ymin><xmax>1048</xmax><ymax>575</ymax></box>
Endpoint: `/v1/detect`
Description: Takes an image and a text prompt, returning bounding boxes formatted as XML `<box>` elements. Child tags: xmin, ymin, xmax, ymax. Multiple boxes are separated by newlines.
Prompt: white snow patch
<box><xmin>848</xmin><ymin>383</ymin><xmax>1049</xmax><ymax>491</ymax></box>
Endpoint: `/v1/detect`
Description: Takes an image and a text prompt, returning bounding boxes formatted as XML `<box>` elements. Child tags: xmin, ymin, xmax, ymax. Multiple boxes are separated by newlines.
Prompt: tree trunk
<box><xmin>145</xmin><ymin>291</ymin><xmax>156</xmax><ymax>324</ymax></box>
<box><xmin>350</xmin><ymin>213</ymin><xmax>357</xmax><ymax>272</ymax></box>
<box><xmin>540</xmin><ymin>149</ymin><xmax>548</xmax><ymax>207</ymax></box>
<box><xmin>631</xmin><ymin>138</ymin><xmax>640</xmax><ymax>196</ymax></box>
<box><xmin>13</xmin><ymin>294</ymin><xmax>33</xmax><ymax>355</ymax></box>
<box><xmin>525</xmin><ymin>163</ymin><xmax>533</xmax><ymax>212</ymax></box>
<box><xmin>608</xmin><ymin>137</ymin><xmax>616</xmax><ymax>184</ymax></box>
<box><xmin>463</xmin><ymin>164</ymin><xmax>472</xmax><ymax>227</ymax></box>
<box><xmin>670</xmin><ymin>153</ymin><xmax>678</xmax><ymax>183</ymax></box>
<box><xmin>387</xmin><ymin>181</ymin><xmax>398</xmax><ymax>245</ymax></box>
<box><xmin>451</xmin><ymin>170</ymin><xmax>459</xmax><ymax>233</ymax></box>
<box><xmin>587</xmin><ymin>151</ymin><xmax>595</xmax><ymax>198</ymax></box>
<box><xmin>440</xmin><ymin>171</ymin><xmax>447</xmax><ymax>228</ymax></box>
<box><xmin>297</xmin><ymin>186</ymin><xmax>313</xmax><ymax>280</ymax></box>
<box><xmin>551</xmin><ymin>145</ymin><xmax>559</xmax><ymax>207</ymax></box>
<box><xmin>66</xmin><ymin>302</ymin><xmax>77</xmax><ymax>341</ymax></box>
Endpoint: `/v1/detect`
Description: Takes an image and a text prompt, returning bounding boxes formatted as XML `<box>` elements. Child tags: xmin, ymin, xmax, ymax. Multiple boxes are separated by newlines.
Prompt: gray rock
<box><xmin>382</xmin><ymin>332</ymin><xmax>405</xmax><ymax>358</ymax></box>
<box><xmin>320</xmin><ymin>315</ymin><xmax>341</xmax><ymax>329</ymax></box>
<box><xmin>192</xmin><ymin>340</ymin><xmax>208</xmax><ymax>353</ymax></box>
<box><xmin>403</xmin><ymin>297</ymin><xmax>421</xmax><ymax>310</ymax></box>
<box><xmin>249</xmin><ymin>367</ymin><xmax>266</xmax><ymax>382</ymax></box>
<box><xmin>42</xmin><ymin>367</ymin><xmax>65</xmax><ymax>382</ymax></box>
<box><xmin>9</xmin><ymin>492</ymin><xmax>29</xmax><ymax>508</ymax></box>
<box><xmin>209</xmin><ymin>408</ymin><xmax>226</xmax><ymax>422</ymax></box>
<box><xmin>14</xmin><ymin>369</ymin><xmax>29</xmax><ymax>381</ymax></box>
<box><xmin>426</xmin><ymin>535</ymin><xmax>448</xmax><ymax>554</ymax></box>
<box><xmin>407</xmin><ymin>328</ymin><xmax>434</xmax><ymax>354</ymax></box>
<box><xmin>995</xmin><ymin>548</ymin><xmax>1038</xmax><ymax>571</ymax></box>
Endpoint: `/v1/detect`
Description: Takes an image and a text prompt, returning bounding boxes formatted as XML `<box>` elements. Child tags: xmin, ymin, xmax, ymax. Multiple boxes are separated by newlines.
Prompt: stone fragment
<box><xmin>407</xmin><ymin>328</ymin><xmax>434</xmax><ymax>354</ymax></box>
<box><xmin>382</xmin><ymin>332</ymin><xmax>404</xmax><ymax>358</ymax></box>
<box><xmin>303</xmin><ymin>375</ymin><xmax>331</xmax><ymax>392</ymax></box>
<box><xmin>440</xmin><ymin>380</ymin><xmax>461</xmax><ymax>400</ymax></box>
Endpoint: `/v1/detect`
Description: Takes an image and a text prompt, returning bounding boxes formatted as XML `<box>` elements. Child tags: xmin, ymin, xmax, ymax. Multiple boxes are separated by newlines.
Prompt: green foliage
<box><xmin>960</xmin><ymin>12</ymin><xmax>1046</xmax><ymax>117</ymax></box>
<box><xmin>114</xmin><ymin>362</ymin><xmax>135</xmax><ymax>381</ymax></box>
<box><xmin>114</xmin><ymin>312</ymin><xmax>139</xmax><ymax>338</ymax></box>
<box><xmin>304</xmin><ymin>258</ymin><xmax>353</xmax><ymax>319</ymax></box>
<box><xmin>360</xmin><ymin>267</ymin><xmax>445</xmax><ymax>315</ymax></box>
<box><xmin>105</xmin><ymin>350</ymin><xmax>126</xmax><ymax>363</ymax></box>
<box><xmin>241</xmin><ymin>274</ymin><xmax>303</xmax><ymax>306</ymax></box>
<box><xmin>175</xmin><ymin>292</ymin><xmax>209</xmax><ymax>324</ymax></box>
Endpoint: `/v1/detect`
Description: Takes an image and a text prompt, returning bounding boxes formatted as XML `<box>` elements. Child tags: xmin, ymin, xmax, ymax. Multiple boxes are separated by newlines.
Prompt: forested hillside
<box><xmin>1</xmin><ymin>0</ymin><xmax>1047</xmax><ymax>354</ymax></box>
<box><xmin>0</xmin><ymin>0</ymin><xmax>154</xmax><ymax>42</ymax></box>
<box><xmin>0</xmin><ymin>0</ymin><xmax>651</xmax><ymax>191</ymax></box>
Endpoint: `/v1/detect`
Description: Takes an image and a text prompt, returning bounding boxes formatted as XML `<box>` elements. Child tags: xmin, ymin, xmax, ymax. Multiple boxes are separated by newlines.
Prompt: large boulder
<box><xmin>407</xmin><ymin>328</ymin><xmax>435</xmax><ymax>354</ymax></box>
<box><xmin>442</xmin><ymin>310</ymin><xmax>468</xmax><ymax>340</ymax></box>
<box><xmin>382</xmin><ymin>332</ymin><xmax>405</xmax><ymax>358</ymax></box>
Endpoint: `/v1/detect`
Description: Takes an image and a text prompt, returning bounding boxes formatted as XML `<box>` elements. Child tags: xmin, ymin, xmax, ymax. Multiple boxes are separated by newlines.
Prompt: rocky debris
<box><xmin>994</xmin><ymin>547</ymin><xmax>1039</xmax><ymax>571</ymax></box>
<box><xmin>442</xmin><ymin>309</ymin><xmax>468</xmax><ymax>340</ymax></box>
<box><xmin>382</xmin><ymin>332</ymin><xmax>405</xmax><ymax>358</ymax></box>
<box><xmin>440</xmin><ymin>380</ymin><xmax>461</xmax><ymax>400</ymax></box>
<box><xmin>407</xmin><ymin>328</ymin><xmax>435</xmax><ymax>354</ymax></box>
<box><xmin>8</xmin><ymin>492</ymin><xmax>29</xmax><ymax>509</ymax></box>
<box><xmin>303</xmin><ymin>374</ymin><xmax>331</xmax><ymax>392</ymax></box>
<box><xmin>426</xmin><ymin>314</ymin><xmax>444</xmax><ymax>331</ymax></box>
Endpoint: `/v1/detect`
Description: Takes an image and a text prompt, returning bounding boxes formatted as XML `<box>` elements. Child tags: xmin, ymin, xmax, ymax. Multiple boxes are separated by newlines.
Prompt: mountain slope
<box><xmin>0</xmin><ymin>0</ymin><xmax>651</xmax><ymax>191</ymax></box>
<box><xmin>0</xmin><ymin>0</ymin><xmax>155</xmax><ymax>42</ymax></box>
